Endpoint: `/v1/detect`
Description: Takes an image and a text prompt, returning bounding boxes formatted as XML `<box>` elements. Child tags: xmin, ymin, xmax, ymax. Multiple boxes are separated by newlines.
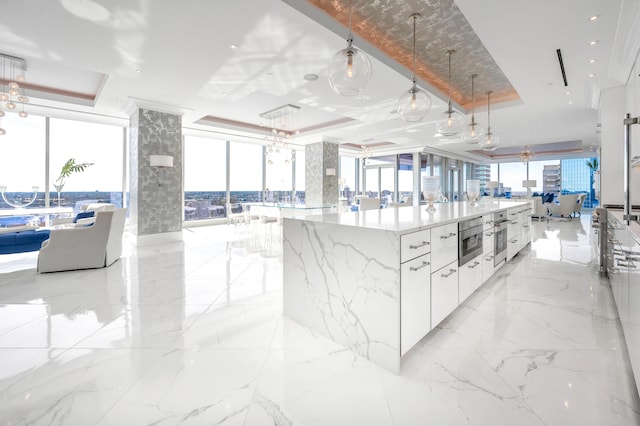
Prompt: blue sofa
<box><xmin>0</xmin><ymin>229</ymin><xmax>51</xmax><ymax>254</ymax></box>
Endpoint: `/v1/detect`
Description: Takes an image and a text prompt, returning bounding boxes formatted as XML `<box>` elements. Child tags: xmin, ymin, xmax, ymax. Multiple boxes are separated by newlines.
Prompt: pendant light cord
<box><xmin>487</xmin><ymin>90</ymin><xmax>492</xmax><ymax>134</ymax></box>
<box><xmin>470</xmin><ymin>74</ymin><xmax>476</xmax><ymax>122</ymax></box>
<box><xmin>446</xmin><ymin>50</ymin><xmax>454</xmax><ymax>112</ymax></box>
<box><xmin>412</xmin><ymin>14</ymin><xmax>417</xmax><ymax>81</ymax></box>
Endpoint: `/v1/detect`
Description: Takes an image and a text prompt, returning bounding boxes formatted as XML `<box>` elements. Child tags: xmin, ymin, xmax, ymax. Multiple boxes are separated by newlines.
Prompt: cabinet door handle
<box><xmin>510</xmin><ymin>220</ymin><xmax>519</xmax><ymax>225</ymax></box>
<box><xmin>468</xmin><ymin>261</ymin><xmax>481</xmax><ymax>269</ymax></box>
<box><xmin>510</xmin><ymin>239</ymin><xmax>518</xmax><ymax>243</ymax></box>
<box><xmin>608</xmin><ymin>239</ymin><xmax>620</xmax><ymax>245</ymax></box>
<box><xmin>409</xmin><ymin>260</ymin><xmax>430</xmax><ymax>271</ymax></box>
<box><xmin>485</xmin><ymin>255</ymin><xmax>494</xmax><ymax>261</ymax></box>
<box><xmin>485</xmin><ymin>232</ymin><xmax>494</xmax><ymax>236</ymax></box>
<box><xmin>440</xmin><ymin>232</ymin><xmax>457</xmax><ymax>239</ymax></box>
<box><xmin>485</xmin><ymin>220</ymin><xmax>494</xmax><ymax>225</ymax></box>
<box><xmin>441</xmin><ymin>268</ymin><xmax>456</xmax><ymax>278</ymax></box>
<box><xmin>409</xmin><ymin>241</ymin><xmax>430</xmax><ymax>249</ymax></box>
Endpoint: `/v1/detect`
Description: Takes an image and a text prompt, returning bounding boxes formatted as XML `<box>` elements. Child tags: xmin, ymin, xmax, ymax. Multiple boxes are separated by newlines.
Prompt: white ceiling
<box><xmin>0</xmin><ymin>0</ymin><xmax>630</xmax><ymax>163</ymax></box>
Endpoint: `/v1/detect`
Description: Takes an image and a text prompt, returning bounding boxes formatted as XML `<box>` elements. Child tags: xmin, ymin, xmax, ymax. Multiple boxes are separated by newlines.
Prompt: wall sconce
<box><xmin>150</xmin><ymin>155</ymin><xmax>173</xmax><ymax>186</ymax></box>
<box><xmin>325</xmin><ymin>168</ymin><xmax>336</xmax><ymax>176</ymax></box>
<box><xmin>150</xmin><ymin>155</ymin><xmax>174</xmax><ymax>168</ymax></box>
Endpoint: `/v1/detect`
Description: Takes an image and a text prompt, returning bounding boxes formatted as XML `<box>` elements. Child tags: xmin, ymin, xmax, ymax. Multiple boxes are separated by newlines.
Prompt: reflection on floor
<box><xmin>1</xmin><ymin>215</ymin><xmax>639</xmax><ymax>425</ymax></box>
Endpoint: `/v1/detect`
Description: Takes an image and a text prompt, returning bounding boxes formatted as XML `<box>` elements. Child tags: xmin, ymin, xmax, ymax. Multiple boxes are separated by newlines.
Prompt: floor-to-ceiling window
<box><xmin>229</xmin><ymin>141</ymin><xmax>263</xmax><ymax>204</ymax></box>
<box><xmin>339</xmin><ymin>156</ymin><xmax>356</xmax><ymax>205</ymax></box>
<box><xmin>183</xmin><ymin>136</ymin><xmax>227</xmax><ymax>221</ymax></box>
<box><xmin>0</xmin><ymin>114</ymin><xmax>46</xmax><ymax>209</ymax></box>
<box><xmin>398</xmin><ymin>153</ymin><xmax>413</xmax><ymax>202</ymax></box>
<box><xmin>49</xmin><ymin>118</ymin><xmax>124</xmax><ymax>208</ymax></box>
<box><xmin>266</xmin><ymin>149</ymin><xmax>293</xmax><ymax>203</ymax></box>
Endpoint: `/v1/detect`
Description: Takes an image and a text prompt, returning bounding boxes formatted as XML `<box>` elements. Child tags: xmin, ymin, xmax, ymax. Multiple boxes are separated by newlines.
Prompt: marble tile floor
<box><xmin>0</xmin><ymin>215</ymin><xmax>639</xmax><ymax>425</ymax></box>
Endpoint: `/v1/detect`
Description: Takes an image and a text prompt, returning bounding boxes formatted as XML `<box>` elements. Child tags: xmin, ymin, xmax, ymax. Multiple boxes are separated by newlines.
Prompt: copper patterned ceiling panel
<box><xmin>306</xmin><ymin>0</ymin><xmax>520</xmax><ymax>109</ymax></box>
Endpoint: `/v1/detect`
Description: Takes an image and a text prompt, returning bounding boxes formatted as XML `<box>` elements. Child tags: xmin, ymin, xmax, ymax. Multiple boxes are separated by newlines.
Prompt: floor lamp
<box><xmin>522</xmin><ymin>179</ymin><xmax>537</xmax><ymax>197</ymax></box>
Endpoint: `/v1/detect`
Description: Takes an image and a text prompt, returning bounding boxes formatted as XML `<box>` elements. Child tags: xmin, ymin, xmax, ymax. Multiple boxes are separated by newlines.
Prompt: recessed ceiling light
<box><xmin>568</xmin><ymin>100</ymin><xmax>573</xmax><ymax>105</ymax></box>
<box><xmin>303</xmin><ymin>73</ymin><xmax>319</xmax><ymax>81</ymax></box>
<box><xmin>588</xmin><ymin>73</ymin><xmax>596</xmax><ymax>78</ymax></box>
<box><xmin>229</xmin><ymin>44</ymin><xmax>237</xmax><ymax>49</ymax></box>
<box><xmin>589</xmin><ymin>40</ymin><xmax>598</xmax><ymax>46</ymax></box>
<box><xmin>221</xmin><ymin>91</ymin><xmax>228</xmax><ymax>96</ymax></box>
<box><xmin>565</xmin><ymin>91</ymin><xmax>571</xmax><ymax>95</ymax></box>
<box><xmin>406</xmin><ymin>129</ymin><xmax>420</xmax><ymax>133</ymax></box>
<box><xmin>589</xmin><ymin>15</ymin><xmax>599</xmax><ymax>21</ymax></box>
<box><xmin>266</xmin><ymin>72</ymin><xmax>273</xmax><ymax>78</ymax></box>
<box><xmin>588</xmin><ymin>59</ymin><xmax>597</xmax><ymax>63</ymax></box>
<box><xmin>135</xmin><ymin>69</ymin><xmax>141</xmax><ymax>74</ymax></box>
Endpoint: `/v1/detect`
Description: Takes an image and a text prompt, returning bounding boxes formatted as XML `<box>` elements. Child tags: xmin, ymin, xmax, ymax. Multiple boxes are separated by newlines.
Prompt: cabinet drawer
<box><xmin>483</xmin><ymin>228</ymin><xmax>495</xmax><ymax>255</ymax></box>
<box><xmin>431</xmin><ymin>260</ymin><xmax>459</xmax><ymax>327</ymax></box>
<box><xmin>400</xmin><ymin>229</ymin><xmax>431</xmax><ymax>263</ymax></box>
<box><xmin>431</xmin><ymin>222</ymin><xmax>458</xmax><ymax>271</ymax></box>
<box><xmin>482</xmin><ymin>251</ymin><xmax>495</xmax><ymax>283</ymax></box>
<box><xmin>401</xmin><ymin>253</ymin><xmax>431</xmax><ymax>355</ymax></box>
<box><xmin>459</xmin><ymin>254</ymin><xmax>482</xmax><ymax>303</ymax></box>
<box><xmin>482</xmin><ymin>215</ymin><xmax>494</xmax><ymax>231</ymax></box>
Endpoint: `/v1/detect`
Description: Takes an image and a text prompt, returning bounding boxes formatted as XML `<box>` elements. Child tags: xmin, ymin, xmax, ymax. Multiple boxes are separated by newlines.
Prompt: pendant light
<box><xmin>479</xmin><ymin>90</ymin><xmax>500</xmax><ymax>151</ymax></box>
<box><xmin>397</xmin><ymin>13</ymin><xmax>431</xmax><ymax>122</ymax></box>
<box><xmin>461</xmin><ymin>74</ymin><xmax>485</xmax><ymax>144</ymax></box>
<box><xmin>328</xmin><ymin>0</ymin><xmax>372</xmax><ymax>97</ymax></box>
<box><xmin>436</xmin><ymin>50</ymin><xmax>464</xmax><ymax>136</ymax></box>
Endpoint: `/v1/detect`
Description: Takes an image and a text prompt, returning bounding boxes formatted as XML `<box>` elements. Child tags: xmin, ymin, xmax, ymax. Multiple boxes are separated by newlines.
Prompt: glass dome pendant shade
<box><xmin>479</xmin><ymin>90</ymin><xmax>500</xmax><ymax>151</ymax></box>
<box><xmin>462</xmin><ymin>74</ymin><xmax>485</xmax><ymax>144</ymax></box>
<box><xmin>436</xmin><ymin>50</ymin><xmax>464</xmax><ymax>136</ymax></box>
<box><xmin>328</xmin><ymin>36</ymin><xmax>372</xmax><ymax>96</ymax></box>
<box><xmin>327</xmin><ymin>1</ymin><xmax>372</xmax><ymax>97</ymax></box>
<box><xmin>398</xmin><ymin>78</ymin><xmax>431</xmax><ymax>122</ymax></box>
<box><xmin>398</xmin><ymin>13</ymin><xmax>431</xmax><ymax>122</ymax></box>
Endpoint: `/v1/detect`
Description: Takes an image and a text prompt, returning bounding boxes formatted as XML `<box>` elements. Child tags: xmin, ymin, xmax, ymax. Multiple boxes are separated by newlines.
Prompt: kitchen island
<box><xmin>283</xmin><ymin>200</ymin><xmax>532</xmax><ymax>373</ymax></box>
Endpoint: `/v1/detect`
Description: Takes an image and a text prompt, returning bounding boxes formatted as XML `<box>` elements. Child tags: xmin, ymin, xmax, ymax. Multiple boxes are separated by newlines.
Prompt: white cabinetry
<box><xmin>458</xmin><ymin>254</ymin><xmax>482</xmax><ymax>303</ymax></box>
<box><xmin>507</xmin><ymin>208</ymin><xmax>521</xmax><ymax>261</ymax></box>
<box><xmin>430</xmin><ymin>222</ymin><xmax>458</xmax><ymax>271</ymax></box>
<box><xmin>482</xmin><ymin>215</ymin><xmax>496</xmax><ymax>282</ymax></box>
<box><xmin>400</xmin><ymin>229</ymin><xmax>431</xmax><ymax>355</ymax></box>
<box><xmin>431</xmin><ymin>260</ymin><xmax>458</xmax><ymax>326</ymax></box>
<box><xmin>400</xmin><ymin>253</ymin><xmax>431</xmax><ymax>355</ymax></box>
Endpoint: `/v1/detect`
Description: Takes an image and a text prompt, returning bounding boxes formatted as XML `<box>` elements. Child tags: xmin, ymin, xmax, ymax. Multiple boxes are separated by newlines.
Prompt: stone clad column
<box><xmin>304</xmin><ymin>141</ymin><xmax>338</xmax><ymax>207</ymax></box>
<box><xmin>129</xmin><ymin>107</ymin><xmax>183</xmax><ymax>245</ymax></box>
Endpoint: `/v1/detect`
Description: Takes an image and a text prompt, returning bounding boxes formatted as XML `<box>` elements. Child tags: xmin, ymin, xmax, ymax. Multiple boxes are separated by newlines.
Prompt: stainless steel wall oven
<box><xmin>459</xmin><ymin>216</ymin><xmax>483</xmax><ymax>266</ymax></box>
<box><xmin>494</xmin><ymin>210</ymin><xmax>508</xmax><ymax>266</ymax></box>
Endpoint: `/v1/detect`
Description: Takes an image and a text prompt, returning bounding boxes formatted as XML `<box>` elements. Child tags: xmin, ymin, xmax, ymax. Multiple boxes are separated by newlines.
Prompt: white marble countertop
<box><xmin>285</xmin><ymin>200</ymin><xmax>531</xmax><ymax>233</ymax></box>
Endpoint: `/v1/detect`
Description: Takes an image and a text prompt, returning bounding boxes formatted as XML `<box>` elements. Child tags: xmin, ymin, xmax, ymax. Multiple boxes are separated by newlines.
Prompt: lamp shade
<box><xmin>328</xmin><ymin>43</ymin><xmax>372</xmax><ymax>97</ymax></box>
<box><xmin>398</xmin><ymin>82</ymin><xmax>431</xmax><ymax>122</ymax></box>
<box><xmin>150</xmin><ymin>155</ymin><xmax>174</xmax><ymax>168</ymax></box>
<box><xmin>522</xmin><ymin>179</ymin><xmax>537</xmax><ymax>188</ymax></box>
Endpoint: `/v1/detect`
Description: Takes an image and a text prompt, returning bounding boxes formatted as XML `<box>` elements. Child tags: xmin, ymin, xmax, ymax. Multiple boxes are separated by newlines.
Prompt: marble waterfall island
<box><xmin>282</xmin><ymin>200</ymin><xmax>531</xmax><ymax>373</ymax></box>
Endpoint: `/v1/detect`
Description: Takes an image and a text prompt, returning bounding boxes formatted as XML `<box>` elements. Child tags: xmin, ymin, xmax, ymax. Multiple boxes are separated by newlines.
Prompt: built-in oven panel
<box><xmin>459</xmin><ymin>217</ymin><xmax>483</xmax><ymax>266</ymax></box>
<box><xmin>493</xmin><ymin>210</ymin><xmax>508</xmax><ymax>267</ymax></box>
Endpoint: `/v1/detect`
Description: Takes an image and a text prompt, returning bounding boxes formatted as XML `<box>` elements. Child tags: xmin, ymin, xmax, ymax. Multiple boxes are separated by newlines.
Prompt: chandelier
<box><xmin>260</xmin><ymin>104</ymin><xmax>299</xmax><ymax>165</ymax></box>
<box><xmin>518</xmin><ymin>146</ymin><xmax>535</xmax><ymax>163</ymax></box>
<box><xmin>0</xmin><ymin>53</ymin><xmax>29</xmax><ymax>136</ymax></box>
<box><xmin>327</xmin><ymin>0</ymin><xmax>372</xmax><ymax>96</ymax></box>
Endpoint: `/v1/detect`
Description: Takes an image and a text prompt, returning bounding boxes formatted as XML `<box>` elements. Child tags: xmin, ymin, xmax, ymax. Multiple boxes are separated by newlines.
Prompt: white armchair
<box><xmin>531</xmin><ymin>196</ymin><xmax>548</xmax><ymax>221</ymax></box>
<box><xmin>548</xmin><ymin>194</ymin><xmax>579</xmax><ymax>220</ymax></box>
<box><xmin>105</xmin><ymin>208</ymin><xmax>127</xmax><ymax>267</ymax></box>
<box><xmin>37</xmin><ymin>210</ymin><xmax>114</xmax><ymax>273</ymax></box>
<box><xmin>572</xmin><ymin>193</ymin><xmax>587</xmax><ymax>217</ymax></box>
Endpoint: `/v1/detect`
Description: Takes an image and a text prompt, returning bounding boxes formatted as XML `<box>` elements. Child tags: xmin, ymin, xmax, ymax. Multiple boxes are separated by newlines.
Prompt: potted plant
<box><xmin>586</xmin><ymin>158</ymin><xmax>600</xmax><ymax>202</ymax></box>
<box><xmin>53</xmin><ymin>158</ymin><xmax>94</xmax><ymax>207</ymax></box>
